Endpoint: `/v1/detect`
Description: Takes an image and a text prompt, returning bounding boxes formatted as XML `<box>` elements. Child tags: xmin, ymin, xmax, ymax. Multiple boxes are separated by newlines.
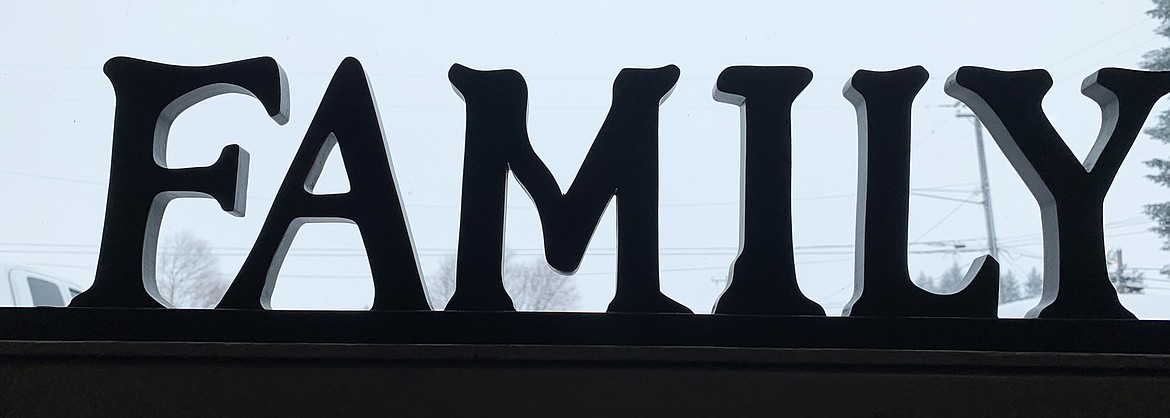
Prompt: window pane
<box><xmin>28</xmin><ymin>277</ymin><xmax>64</xmax><ymax>307</ymax></box>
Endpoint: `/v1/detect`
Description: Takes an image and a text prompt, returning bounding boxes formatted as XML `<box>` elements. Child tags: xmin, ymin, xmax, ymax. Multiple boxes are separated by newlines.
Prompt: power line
<box><xmin>911</xmin><ymin>191</ymin><xmax>980</xmax><ymax>242</ymax></box>
<box><xmin>1046</xmin><ymin>17</ymin><xmax>1155</xmax><ymax>69</ymax></box>
<box><xmin>0</xmin><ymin>219</ymin><xmax>1149</xmax><ymax>257</ymax></box>
<box><xmin>1059</xmin><ymin>35</ymin><xmax>1165</xmax><ymax>84</ymax></box>
<box><xmin>0</xmin><ymin>169</ymin><xmax>108</xmax><ymax>186</ymax></box>
<box><xmin>0</xmin><ymin>166</ymin><xmax>985</xmax><ymax>209</ymax></box>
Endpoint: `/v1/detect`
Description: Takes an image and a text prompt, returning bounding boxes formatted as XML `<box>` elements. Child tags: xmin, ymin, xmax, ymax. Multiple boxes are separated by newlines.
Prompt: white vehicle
<box><xmin>0</xmin><ymin>263</ymin><xmax>84</xmax><ymax>307</ymax></box>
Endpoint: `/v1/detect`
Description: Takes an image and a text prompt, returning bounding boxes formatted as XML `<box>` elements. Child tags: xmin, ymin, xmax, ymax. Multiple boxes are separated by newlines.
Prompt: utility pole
<box><xmin>955</xmin><ymin>106</ymin><xmax>999</xmax><ymax>260</ymax></box>
<box><xmin>1115</xmin><ymin>248</ymin><xmax>1124</xmax><ymax>284</ymax></box>
<box><xmin>1109</xmin><ymin>248</ymin><xmax>1124</xmax><ymax>291</ymax></box>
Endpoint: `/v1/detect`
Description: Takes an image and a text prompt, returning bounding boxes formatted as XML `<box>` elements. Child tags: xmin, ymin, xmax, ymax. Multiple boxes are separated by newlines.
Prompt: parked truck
<box><xmin>0</xmin><ymin>263</ymin><xmax>84</xmax><ymax>307</ymax></box>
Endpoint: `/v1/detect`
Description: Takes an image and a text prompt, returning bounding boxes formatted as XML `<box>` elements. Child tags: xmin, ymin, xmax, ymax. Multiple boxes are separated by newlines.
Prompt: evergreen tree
<box><xmin>934</xmin><ymin>262</ymin><xmax>966</xmax><ymax>294</ymax></box>
<box><xmin>1024</xmin><ymin>267</ymin><xmax>1044</xmax><ymax>298</ymax></box>
<box><xmin>999</xmin><ymin>270</ymin><xmax>1023</xmax><ymax>304</ymax></box>
<box><xmin>914</xmin><ymin>262</ymin><xmax>967</xmax><ymax>294</ymax></box>
<box><xmin>913</xmin><ymin>270</ymin><xmax>937</xmax><ymax>293</ymax></box>
<box><xmin>917</xmin><ymin>263</ymin><xmax>1026</xmax><ymax>303</ymax></box>
<box><xmin>1141</xmin><ymin>0</ymin><xmax>1170</xmax><ymax>249</ymax></box>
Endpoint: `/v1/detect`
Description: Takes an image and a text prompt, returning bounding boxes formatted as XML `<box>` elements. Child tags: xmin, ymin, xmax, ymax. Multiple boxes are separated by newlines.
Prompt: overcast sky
<box><xmin>1</xmin><ymin>1</ymin><xmax>1167</xmax><ymax>316</ymax></box>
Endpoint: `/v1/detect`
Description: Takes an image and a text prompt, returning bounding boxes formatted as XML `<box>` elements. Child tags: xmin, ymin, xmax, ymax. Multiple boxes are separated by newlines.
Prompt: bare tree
<box><xmin>427</xmin><ymin>256</ymin><xmax>459</xmax><ymax>309</ymax></box>
<box><xmin>425</xmin><ymin>254</ymin><xmax>580</xmax><ymax>311</ymax></box>
<box><xmin>154</xmin><ymin>231</ymin><xmax>229</xmax><ymax>308</ymax></box>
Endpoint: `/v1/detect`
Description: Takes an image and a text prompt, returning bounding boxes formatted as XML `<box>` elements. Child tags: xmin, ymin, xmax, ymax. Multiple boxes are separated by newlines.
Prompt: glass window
<box><xmin>2</xmin><ymin>2</ymin><xmax>1168</xmax><ymax>315</ymax></box>
<box><xmin>28</xmin><ymin>277</ymin><xmax>64</xmax><ymax>307</ymax></box>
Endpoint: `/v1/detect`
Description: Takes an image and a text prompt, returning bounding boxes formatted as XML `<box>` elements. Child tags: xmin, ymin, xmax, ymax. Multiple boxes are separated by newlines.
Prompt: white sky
<box><xmin>1</xmin><ymin>1</ymin><xmax>1167</xmax><ymax>315</ymax></box>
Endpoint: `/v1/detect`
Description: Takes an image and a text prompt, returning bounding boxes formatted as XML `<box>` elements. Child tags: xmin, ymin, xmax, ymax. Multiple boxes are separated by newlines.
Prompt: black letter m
<box><xmin>447</xmin><ymin>64</ymin><xmax>689</xmax><ymax>313</ymax></box>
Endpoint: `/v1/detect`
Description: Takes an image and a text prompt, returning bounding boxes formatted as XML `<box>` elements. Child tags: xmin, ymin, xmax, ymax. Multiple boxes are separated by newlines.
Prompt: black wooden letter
<box><xmin>217</xmin><ymin>58</ymin><xmax>428</xmax><ymax>310</ymax></box>
<box><xmin>843</xmin><ymin>66</ymin><xmax>999</xmax><ymax>318</ymax></box>
<box><xmin>70</xmin><ymin>57</ymin><xmax>289</xmax><ymax>308</ymax></box>
<box><xmin>946</xmin><ymin>67</ymin><xmax>1170</xmax><ymax>319</ymax></box>
<box><xmin>711</xmin><ymin>66</ymin><xmax>824</xmax><ymax>316</ymax></box>
<box><xmin>447</xmin><ymin>64</ymin><xmax>690</xmax><ymax>313</ymax></box>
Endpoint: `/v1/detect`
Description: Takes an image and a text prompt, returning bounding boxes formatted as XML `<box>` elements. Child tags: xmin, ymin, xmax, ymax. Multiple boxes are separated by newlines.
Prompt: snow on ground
<box><xmin>999</xmin><ymin>292</ymin><xmax>1170</xmax><ymax>319</ymax></box>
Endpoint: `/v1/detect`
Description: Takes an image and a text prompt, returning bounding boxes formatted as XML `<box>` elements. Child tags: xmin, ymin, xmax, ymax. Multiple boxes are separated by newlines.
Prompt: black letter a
<box><xmin>218</xmin><ymin>58</ymin><xmax>428</xmax><ymax>310</ymax></box>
